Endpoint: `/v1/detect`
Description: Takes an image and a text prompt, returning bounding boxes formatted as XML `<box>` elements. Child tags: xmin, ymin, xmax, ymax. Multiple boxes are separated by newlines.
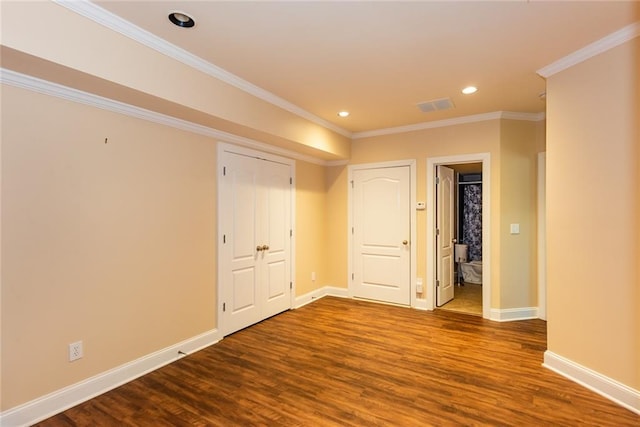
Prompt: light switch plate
<box><xmin>510</xmin><ymin>224</ymin><xmax>520</xmax><ymax>234</ymax></box>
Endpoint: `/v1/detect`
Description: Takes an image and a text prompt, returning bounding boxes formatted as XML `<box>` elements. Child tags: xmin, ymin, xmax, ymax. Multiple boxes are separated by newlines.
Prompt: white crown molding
<box><xmin>52</xmin><ymin>0</ymin><xmax>352</xmax><ymax>138</ymax></box>
<box><xmin>0</xmin><ymin>68</ymin><xmax>331</xmax><ymax>166</ymax></box>
<box><xmin>544</xmin><ymin>351</ymin><xmax>640</xmax><ymax>415</ymax></box>
<box><xmin>352</xmin><ymin>111</ymin><xmax>545</xmax><ymax>139</ymax></box>
<box><xmin>0</xmin><ymin>329</ymin><xmax>221</xmax><ymax>427</ymax></box>
<box><xmin>537</xmin><ymin>21</ymin><xmax>640</xmax><ymax>78</ymax></box>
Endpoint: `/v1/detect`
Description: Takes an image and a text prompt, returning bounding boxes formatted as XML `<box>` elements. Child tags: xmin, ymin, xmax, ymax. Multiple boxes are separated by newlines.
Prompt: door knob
<box><xmin>402</xmin><ymin>240</ymin><xmax>408</xmax><ymax>245</ymax></box>
<box><xmin>262</xmin><ymin>245</ymin><xmax>270</xmax><ymax>251</ymax></box>
<box><xmin>256</xmin><ymin>245</ymin><xmax>263</xmax><ymax>252</ymax></box>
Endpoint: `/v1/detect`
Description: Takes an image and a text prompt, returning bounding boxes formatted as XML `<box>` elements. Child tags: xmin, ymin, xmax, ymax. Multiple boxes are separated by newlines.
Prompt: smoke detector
<box><xmin>417</xmin><ymin>97</ymin><xmax>455</xmax><ymax>113</ymax></box>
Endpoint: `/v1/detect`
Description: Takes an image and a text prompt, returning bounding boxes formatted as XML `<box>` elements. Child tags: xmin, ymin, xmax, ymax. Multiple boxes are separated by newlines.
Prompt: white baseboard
<box><xmin>294</xmin><ymin>285</ymin><xmax>349</xmax><ymax>308</ymax></box>
<box><xmin>0</xmin><ymin>329</ymin><xmax>221</xmax><ymax>427</ymax></box>
<box><xmin>489</xmin><ymin>306</ymin><xmax>538</xmax><ymax>322</ymax></box>
<box><xmin>413</xmin><ymin>298</ymin><xmax>429</xmax><ymax>310</ymax></box>
<box><xmin>543</xmin><ymin>351</ymin><xmax>640</xmax><ymax>415</ymax></box>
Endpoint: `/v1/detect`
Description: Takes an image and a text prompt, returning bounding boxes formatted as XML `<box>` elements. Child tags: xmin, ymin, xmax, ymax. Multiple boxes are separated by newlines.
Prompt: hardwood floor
<box><xmin>439</xmin><ymin>283</ymin><xmax>482</xmax><ymax>316</ymax></box>
<box><xmin>36</xmin><ymin>297</ymin><xmax>639</xmax><ymax>426</ymax></box>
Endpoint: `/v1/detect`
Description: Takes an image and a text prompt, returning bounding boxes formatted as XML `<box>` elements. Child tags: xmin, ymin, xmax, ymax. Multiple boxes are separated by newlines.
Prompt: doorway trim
<box><xmin>348</xmin><ymin>159</ymin><xmax>417</xmax><ymax>307</ymax></box>
<box><xmin>426</xmin><ymin>153</ymin><xmax>491</xmax><ymax>318</ymax></box>
<box><xmin>537</xmin><ymin>152</ymin><xmax>546</xmax><ymax>320</ymax></box>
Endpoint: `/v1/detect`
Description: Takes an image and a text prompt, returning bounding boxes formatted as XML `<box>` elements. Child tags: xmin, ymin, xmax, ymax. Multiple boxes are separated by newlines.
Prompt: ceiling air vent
<box><xmin>417</xmin><ymin>97</ymin><xmax>455</xmax><ymax>113</ymax></box>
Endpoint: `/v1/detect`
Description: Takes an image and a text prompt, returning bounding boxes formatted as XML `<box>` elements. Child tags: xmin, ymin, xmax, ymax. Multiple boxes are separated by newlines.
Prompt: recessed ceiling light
<box><xmin>168</xmin><ymin>11</ymin><xmax>195</xmax><ymax>28</ymax></box>
<box><xmin>338</xmin><ymin>111</ymin><xmax>350</xmax><ymax>118</ymax></box>
<box><xmin>462</xmin><ymin>86</ymin><xmax>478</xmax><ymax>95</ymax></box>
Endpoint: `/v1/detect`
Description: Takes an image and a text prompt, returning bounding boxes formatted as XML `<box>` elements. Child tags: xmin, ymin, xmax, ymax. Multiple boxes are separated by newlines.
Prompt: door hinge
<box><xmin>223</xmin><ymin>234</ymin><xmax>226</xmax><ymax>244</ymax></box>
<box><xmin>223</xmin><ymin>302</ymin><xmax>226</xmax><ymax>312</ymax></box>
<box><xmin>290</xmin><ymin>229</ymin><xmax>293</xmax><ymax>237</ymax></box>
<box><xmin>290</xmin><ymin>282</ymin><xmax>293</xmax><ymax>290</ymax></box>
<box><xmin>352</xmin><ymin>273</ymin><xmax>354</xmax><ymax>280</ymax></box>
<box><xmin>435</xmin><ymin>176</ymin><xmax>440</xmax><ymax>185</ymax></box>
<box><xmin>350</xmin><ymin>180</ymin><xmax>354</xmax><ymax>188</ymax></box>
<box><xmin>290</xmin><ymin>177</ymin><xmax>293</xmax><ymax>185</ymax></box>
<box><xmin>436</xmin><ymin>228</ymin><xmax>440</xmax><ymax>236</ymax></box>
<box><xmin>223</xmin><ymin>166</ymin><xmax>226</xmax><ymax>176</ymax></box>
<box><xmin>351</xmin><ymin>227</ymin><xmax>354</xmax><ymax>234</ymax></box>
<box><xmin>436</xmin><ymin>280</ymin><xmax>440</xmax><ymax>288</ymax></box>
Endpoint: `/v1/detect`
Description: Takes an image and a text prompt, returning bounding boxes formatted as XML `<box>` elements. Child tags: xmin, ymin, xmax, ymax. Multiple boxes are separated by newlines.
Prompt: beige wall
<box><xmin>324</xmin><ymin>165</ymin><xmax>349</xmax><ymax>288</ymax></box>
<box><xmin>499</xmin><ymin>120</ymin><xmax>540</xmax><ymax>309</ymax></box>
<box><xmin>295</xmin><ymin>161</ymin><xmax>328</xmax><ymax>295</ymax></box>
<box><xmin>546</xmin><ymin>38</ymin><xmax>639</xmax><ymax>389</ymax></box>
<box><xmin>1</xmin><ymin>85</ymin><xmax>218</xmax><ymax>408</ymax></box>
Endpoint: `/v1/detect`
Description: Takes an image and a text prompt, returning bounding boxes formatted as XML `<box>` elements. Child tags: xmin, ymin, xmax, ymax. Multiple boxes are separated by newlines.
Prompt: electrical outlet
<box><xmin>416</xmin><ymin>278</ymin><xmax>423</xmax><ymax>293</ymax></box>
<box><xmin>69</xmin><ymin>341</ymin><xmax>83</xmax><ymax>362</ymax></box>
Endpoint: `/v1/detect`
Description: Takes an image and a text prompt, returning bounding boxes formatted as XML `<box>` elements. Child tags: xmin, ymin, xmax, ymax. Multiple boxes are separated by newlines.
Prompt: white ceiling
<box><xmin>95</xmin><ymin>1</ymin><xmax>639</xmax><ymax>134</ymax></box>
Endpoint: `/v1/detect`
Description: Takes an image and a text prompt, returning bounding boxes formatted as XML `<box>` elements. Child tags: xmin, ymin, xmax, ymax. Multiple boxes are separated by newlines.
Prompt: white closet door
<box><xmin>220</xmin><ymin>151</ymin><xmax>292</xmax><ymax>336</ymax></box>
<box><xmin>221</xmin><ymin>153</ymin><xmax>262</xmax><ymax>335</ymax></box>
<box><xmin>259</xmin><ymin>160</ymin><xmax>292</xmax><ymax>319</ymax></box>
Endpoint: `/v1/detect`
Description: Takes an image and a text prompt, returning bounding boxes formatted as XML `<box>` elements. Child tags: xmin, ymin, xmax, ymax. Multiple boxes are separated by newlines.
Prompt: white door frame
<box><xmin>426</xmin><ymin>153</ymin><xmax>491</xmax><ymax>318</ymax></box>
<box><xmin>217</xmin><ymin>142</ymin><xmax>296</xmax><ymax>335</ymax></box>
<box><xmin>348</xmin><ymin>160</ymin><xmax>417</xmax><ymax>307</ymax></box>
<box><xmin>537</xmin><ymin>152</ymin><xmax>546</xmax><ymax>320</ymax></box>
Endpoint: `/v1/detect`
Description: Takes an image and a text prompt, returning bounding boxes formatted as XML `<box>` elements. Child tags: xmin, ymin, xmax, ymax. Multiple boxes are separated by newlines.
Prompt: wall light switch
<box><xmin>510</xmin><ymin>224</ymin><xmax>520</xmax><ymax>234</ymax></box>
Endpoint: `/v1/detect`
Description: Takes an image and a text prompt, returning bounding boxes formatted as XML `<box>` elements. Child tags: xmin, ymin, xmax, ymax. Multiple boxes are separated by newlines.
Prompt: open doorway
<box><xmin>442</xmin><ymin>163</ymin><xmax>483</xmax><ymax>315</ymax></box>
<box><xmin>426</xmin><ymin>154</ymin><xmax>491</xmax><ymax>319</ymax></box>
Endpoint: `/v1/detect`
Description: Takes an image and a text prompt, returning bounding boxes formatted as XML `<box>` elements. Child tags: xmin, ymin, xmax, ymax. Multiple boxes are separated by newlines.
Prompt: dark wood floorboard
<box><xmin>35</xmin><ymin>297</ymin><xmax>639</xmax><ymax>426</ymax></box>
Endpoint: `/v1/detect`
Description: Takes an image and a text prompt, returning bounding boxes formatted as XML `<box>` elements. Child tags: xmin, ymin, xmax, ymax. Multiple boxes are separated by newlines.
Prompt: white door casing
<box><xmin>351</xmin><ymin>165</ymin><xmax>411</xmax><ymax>306</ymax></box>
<box><xmin>219</xmin><ymin>145</ymin><xmax>293</xmax><ymax>336</ymax></box>
<box><xmin>537</xmin><ymin>152</ymin><xmax>546</xmax><ymax>320</ymax></box>
<box><xmin>436</xmin><ymin>165</ymin><xmax>455</xmax><ymax>306</ymax></box>
<box><xmin>426</xmin><ymin>153</ymin><xmax>491</xmax><ymax>318</ymax></box>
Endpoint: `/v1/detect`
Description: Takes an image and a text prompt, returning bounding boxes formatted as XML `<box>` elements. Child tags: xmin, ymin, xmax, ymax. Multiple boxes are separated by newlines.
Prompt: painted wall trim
<box><xmin>489</xmin><ymin>307</ymin><xmax>539</xmax><ymax>322</ymax></box>
<box><xmin>294</xmin><ymin>286</ymin><xmax>350</xmax><ymax>309</ymax></box>
<box><xmin>0</xmin><ymin>68</ymin><xmax>328</xmax><ymax>166</ymax></box>
<box><xmin>0</xmin><ymin>329</ymin><xmax>221</xmax><ymax>427</ymax></box>
<box><xmin>352</xmin><ymin>112</ymin><xmax>545</xmax><ymax>140</ymax></box>
<box><xmin>543</xmin><ymin>351</ymin><xmax>640</xmax><ymax>415</ymax></box>
<box><xmin>52</xmin><ymin>0</ymin><xmax>352</xmax><ymax>138</ymax></box>
<box><xmin>537</xmin><ymin>21</ymin><xmax>640</xmax><ymax>78</ymax></box>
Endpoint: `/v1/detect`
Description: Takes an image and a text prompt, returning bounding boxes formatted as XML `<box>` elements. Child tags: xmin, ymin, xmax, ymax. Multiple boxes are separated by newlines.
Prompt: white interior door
<box><xmin>260</xmin><ymin>161</ymin><xmax>292</xmax><ymax>319</ymax></box>
<box><xmin>436</xmin><ymin>165</ymin><xmax>455</xmax><ymax>306</ymax></box>
<box><xmin>221</xmin><ymin>151</ymin><xmax>292</xmax><ymax>335</ymax></box>
<box><xmin>352</xmin><ymin>166</ymin><xmax>411</xmax><ymax>305</ymax></box>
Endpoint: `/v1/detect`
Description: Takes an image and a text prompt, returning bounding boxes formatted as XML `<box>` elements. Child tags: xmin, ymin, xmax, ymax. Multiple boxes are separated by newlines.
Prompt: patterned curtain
<box><xmin>462</xmin><ymin>184</ymin><xmax>482</xmax><ymax>261</ymax></box>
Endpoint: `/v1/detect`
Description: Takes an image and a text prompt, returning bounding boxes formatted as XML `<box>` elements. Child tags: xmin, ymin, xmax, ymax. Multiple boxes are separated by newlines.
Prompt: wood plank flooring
<box><xmin>36</xmin><ymin>297</ymin><xmax>639</xmax><ymax>426</ymax></box>
<box><xmin>439</xmin><ymin>283</ymin><xmax>482</xmax><ymax>316</ymax></box>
